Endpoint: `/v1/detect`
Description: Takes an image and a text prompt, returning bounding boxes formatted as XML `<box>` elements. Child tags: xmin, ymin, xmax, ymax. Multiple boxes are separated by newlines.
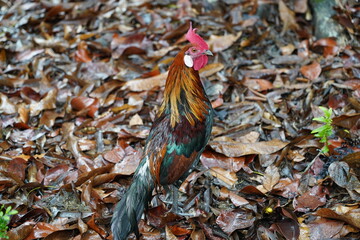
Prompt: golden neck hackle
<box><xmin>158</xmin><ymin>46</ymin><xmax>209</xmax><ymax>127</ymax></box>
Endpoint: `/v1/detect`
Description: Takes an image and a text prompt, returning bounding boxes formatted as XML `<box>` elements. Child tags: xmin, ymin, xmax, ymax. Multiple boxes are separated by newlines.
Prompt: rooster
<box><xmin>111</xmin><ymin>22</ymin><xmax>213</xmax><ymax>240</ymax></box>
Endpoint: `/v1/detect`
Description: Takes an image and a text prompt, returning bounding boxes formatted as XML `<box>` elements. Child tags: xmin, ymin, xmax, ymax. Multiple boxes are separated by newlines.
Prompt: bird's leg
<box><xmin>169</xmin><ymin>185</ymin><xmax>179</xmax><ymax>213</ymax></box>
<box><xmin>168</xmin><ymin>185</ymin><xmax>196</xmax><ymax>217</ymax></box>
<box><xmin>160</xmin><ymin>185</ymin><xmax>173</xmax><ymax>204</ymax></box>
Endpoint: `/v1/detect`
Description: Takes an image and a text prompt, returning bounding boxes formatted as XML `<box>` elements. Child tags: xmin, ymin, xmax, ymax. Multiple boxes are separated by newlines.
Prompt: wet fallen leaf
<box><xmin>272</xmin><ymin>218</ymin><xmax>300</xmax><ymax>240</ymax></box>
<box><xmin>328</xmin><ymin>161</ymin><xmax>360</xmax><ymax>191</ymax></box>
<box><xmin>272</xmin><ymin>177</ymin><xmax>300</xmax><ymax>198</ymax></box>
<box><xmin>307</xmin><ymin>217</ymin><xmax>344</xmax><ymax>240</ymax></box>
<box><xmin>316</xmin><ymin>207</ymin><xmax>360</xmax><ymax>229</ymax></box>
<box><xmin>300</xmin><ymin>61</ymin><xmax>321</xmax><ymax>81</ymax></box>
<box><xmin>294</xmin><ymin>185</ymin><xmax>329</xmax><ymax>212</ymax></box>
<box><xmin>190</xmin><ymin>229</ymin><xmax>205</xmax><ymax>240</ymax></box>
<box><xmin>26</xmin><ymin>222</ymin><xmax>60</xmax><ymax>239</ymax></box>
<box><xmin>216</xmin><ymin>209</ymin><xmax>255</xmax><ymax>235</ymax></box>
<box><xmin>147</xmin><ymin>205</ymin><xmax>181</xmax><ymax>229</ymax></box>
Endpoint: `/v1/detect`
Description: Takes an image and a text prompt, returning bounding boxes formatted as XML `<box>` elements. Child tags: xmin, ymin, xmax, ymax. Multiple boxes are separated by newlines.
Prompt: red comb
<box><xmin>185</xmin><ymin>22</ymin><xmax>209</xmax><ymax>51</ymax></box>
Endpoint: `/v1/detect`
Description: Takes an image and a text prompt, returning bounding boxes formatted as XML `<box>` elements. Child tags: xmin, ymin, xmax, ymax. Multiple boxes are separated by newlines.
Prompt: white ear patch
<box><xmin>184</xmin><ymin>55</ymin><xmax>193</xmax><ymax>68</ymax></box>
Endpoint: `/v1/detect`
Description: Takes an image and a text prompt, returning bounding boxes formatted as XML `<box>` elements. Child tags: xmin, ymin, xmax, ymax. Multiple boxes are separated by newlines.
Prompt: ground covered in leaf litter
<box><xmin>0</xmin><ymin>0</ymin><xmax>360</xmax><ymax>239</ymax></box>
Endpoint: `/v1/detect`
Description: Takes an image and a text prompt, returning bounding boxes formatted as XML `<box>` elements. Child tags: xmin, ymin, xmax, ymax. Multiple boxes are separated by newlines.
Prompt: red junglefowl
<box><xmin>111</xmin><ymin>22</ymin><xmax>213</xmax><ymax>240</ymax></box>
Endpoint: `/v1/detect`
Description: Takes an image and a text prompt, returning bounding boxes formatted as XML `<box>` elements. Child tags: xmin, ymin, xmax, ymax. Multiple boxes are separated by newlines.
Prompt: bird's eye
<box><xmin>191</xmin><ymin>48</ymin><xmax>197</xmax><ymax>53</ymax></box>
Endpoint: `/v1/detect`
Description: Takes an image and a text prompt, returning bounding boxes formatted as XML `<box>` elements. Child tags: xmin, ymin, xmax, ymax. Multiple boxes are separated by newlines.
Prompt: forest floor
<box><xmin>0</xmin><ymin>0</ymin><xmax>360</xmax><ymax>239</ymax></box>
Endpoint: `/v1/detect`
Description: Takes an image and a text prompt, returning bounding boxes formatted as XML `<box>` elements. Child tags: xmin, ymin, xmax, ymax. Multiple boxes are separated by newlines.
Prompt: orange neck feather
<box><xmin>158</xmin><ymin>45</ymin><xmax>209</xmax><ymax>127</ymax></box>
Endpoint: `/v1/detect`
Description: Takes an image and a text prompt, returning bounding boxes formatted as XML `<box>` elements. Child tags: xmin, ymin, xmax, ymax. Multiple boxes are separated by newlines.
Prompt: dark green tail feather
<box><xmin>111</xmin><ymin>161</ymin><xmax>154</xmax><ymax>240</ymax></box>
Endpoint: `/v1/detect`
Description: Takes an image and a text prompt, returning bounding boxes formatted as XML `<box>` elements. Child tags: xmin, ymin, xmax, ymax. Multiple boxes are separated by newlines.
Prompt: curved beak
<box><xmin>204</xmin><ymin>49</ymin><xmax>213</xmax><ymax>56</ymax></box>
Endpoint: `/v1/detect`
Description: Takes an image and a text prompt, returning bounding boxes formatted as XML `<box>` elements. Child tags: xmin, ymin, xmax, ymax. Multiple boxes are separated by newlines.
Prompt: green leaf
<box><xmin>5</xmin><ymin>207</ymin><xmax>11</xmax><ymax>215</ymax></box>
<box><xmin>7</xmin><ymin>210</ymin><xmax>18</xmax><ymax>216</ymax></box>
<box><xmin>313</xmin><ymin>116</ymin><xmax>327</xmax><ymax>123</ymax></box>
<box><xmin>322</xmin><ymin>145</ymin><xmax>329</xmax><ymax>153</ymax></box>
<box><xmin>311</xmin><ymin>106</ymin><xmax>334</xmax><ymax>154</ymax></box>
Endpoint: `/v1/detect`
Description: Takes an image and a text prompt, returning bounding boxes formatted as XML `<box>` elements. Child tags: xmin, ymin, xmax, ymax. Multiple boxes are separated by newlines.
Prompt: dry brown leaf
<box><xmin>220</xmin><ymin>187</ymin><xmax>249</xmax><ymax>207</ymax></box>
<box><xmin>262</xmin><ymin>165</ymin><xmax>280</xmax><ymax>192</ymax></box>
<box><xmin>280</xmin><ymin>44</ymin><xmax>296</xmax><ymax>55</ymax></box>
<box><xmin>210</xmin><ymin>138</ymin><xmax>288</xmax><ymax>157</ymax></box>
<box><xmin>199</xmin><ymin>63</ymin><xmax>224</xmax><ymax>77</ymax></box>
<box><xmin>16</xmin><ymin>49</ymin><xmax>44</xmax><ymax>62</ymax></box>
<box><xmin>0</xmin><ymin>92</ymin><xmax>17</xmax><ymax>114</ymax></box>
<box><xmin>208</xmin><ymin>32</ymin><xmax>242</xmax><ymax>53</ymax></box>
<box><xmin>112</xmin><ymin>147</ymin><xmax>142</xmax><ymax>175</ymax></box>
<box><xmin>30</xmin><ymin>89</ymin><xmax>57</xmax><ymax>116</ymax></box>
<box><xmin>122</xmin><ymin>71</ymin><xmax>168</xmax><ymax>92</ymax></box>
<box><xmin>279</xmin><ymin>0</ymin><xmax>299</xmax><ymax>34</ymax></box>
<box><xmin>209</xmin><ymin>167</ymin><xmax>238</xmax><ymax>186</ymax></box>
<box><xmin>298</xmin><ymin>40</ymin><xmax>309</xmax><ymax>58</ymax></box>
<box><xmin>200</xmin><ymin>150</ymin><xmax>245</xmax><ymax>172</ymax></box>
<box><xmin>243</xmin><ymin>78</ymin><xmax>274</xmax><ymax>91</ymax></box>
<box><xmin>129</xmin><ymin>114</ymin><xmax>144</xmax><ymax>126</ymax></box>
<box><xmin>18</xmin><ymin>104</ymin><xmax>29</xmax><ymax>124</ymax></box>
<box><xmin>190</xmin><ymin>229</ymin><xmax>205</xmax><ymax>240</ymax></box>
<box><xmin>294</xmin><ymin>0</ymin><xmax>308</xmax><ymax>13</ymax></box>
<box><xmin>104</xmin><ymin>146</ymin><xmax>126</xmax><ymax>163</ymax></box>
<box><xmin>39</xmin><ymin>110</ymin><xmax>64</xmax><ymax>127</ymax></box>
<box><xmin>165</xmin><ymin>225</ymin><xmax>178</xmax><ymax>240</ymax></box>
<box><xmin>272</xmin><ymin>177</ymin><xmax>300</xmax><ymax>198</ymax></box>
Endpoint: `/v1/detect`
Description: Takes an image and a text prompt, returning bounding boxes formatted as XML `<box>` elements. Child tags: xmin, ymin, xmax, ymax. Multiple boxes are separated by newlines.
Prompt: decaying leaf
<box><xmin>316</xmin><ymin>207</ymin><xmax>360</xmax><ymax>229</ymax></box>
<box><xmin>210</xmin><ymin>139</ymin><xmax>288</xmax><ymax>157</ymax></box>
<box><xmin>300</xmin><ymin>61</ymin><xmax>321</xmax><ymax>81</ymax></box>
<box><xmin>294</xmin><ymin>186</ymin><xmax>329</xmax><ymax>212</ymax></box>
<box><xmin>279</xmin><ymin>0</ymin><xmax>300</xmax><ymax>34</ymax></box>
<box><xmin>208</xmin><ymin>32</ymin><xmax>242</xmax><ymax>52</ymax></box>
<box><xmin>209</xmin><ymin>167</ymin><xmax>238</xmax><ymax>187</ymax></box>
<box><xmin>216</xmin><ymin>209</ymin><xmax>255</xmax><ymax>235</ymax></box>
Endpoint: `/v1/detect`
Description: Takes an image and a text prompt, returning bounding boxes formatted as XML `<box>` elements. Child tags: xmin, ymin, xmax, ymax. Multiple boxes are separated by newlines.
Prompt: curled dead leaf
<box><xmin>210</xmin><ymin>138</ymin><xmax>288</xmax><ymax>157</ymax></box>
<box><xmin>0</xmin><ymin>92</ymin><xmax>17</xmax><ymax>114</ymax></box>
<box><xmin>209</xmin><ymin>167</ymin><xmax>238</xmax><ymax>187</ymax></box>
<box><xmin>30</xmin><ymin>89</ymin><xmax>57</xmax><ymax>116</ymax></box>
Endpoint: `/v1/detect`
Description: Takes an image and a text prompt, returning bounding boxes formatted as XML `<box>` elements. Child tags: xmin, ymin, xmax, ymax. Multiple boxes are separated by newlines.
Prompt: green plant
<box><xmin>311</xmin><ymin>106</ymin><xmax>334</xmax><ymax>153</ymax></box>
<box><xmin>0</xmin><ymin>205</ymin><xmax>18</xmax><ymax>239</ymax></box>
